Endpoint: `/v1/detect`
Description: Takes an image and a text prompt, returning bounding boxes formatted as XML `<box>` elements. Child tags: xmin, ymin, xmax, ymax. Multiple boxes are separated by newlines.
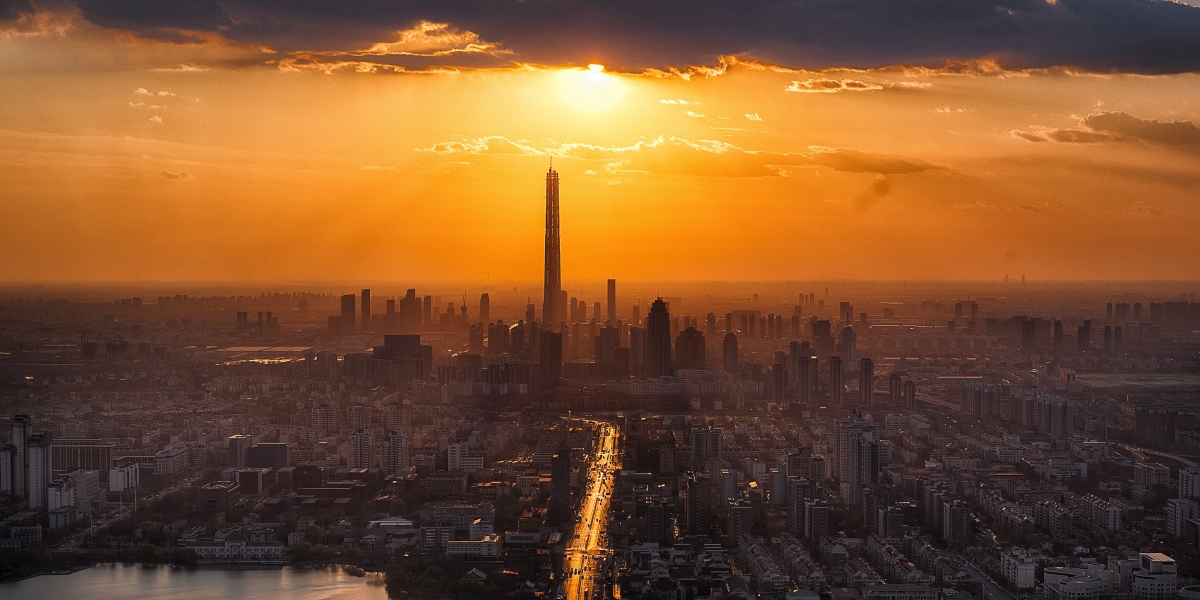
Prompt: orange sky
<box><xmin>2</xmin><ymin>16</ymin><xmax>1199</xmax><ymax>283</ymax></box>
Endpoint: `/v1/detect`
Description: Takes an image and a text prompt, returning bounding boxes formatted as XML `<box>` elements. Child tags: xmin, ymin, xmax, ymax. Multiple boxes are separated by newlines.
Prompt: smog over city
<box><xmin>1</xmin><ymin>1</ymin><xmax>1200</xmax><ymax>598</ymax></box>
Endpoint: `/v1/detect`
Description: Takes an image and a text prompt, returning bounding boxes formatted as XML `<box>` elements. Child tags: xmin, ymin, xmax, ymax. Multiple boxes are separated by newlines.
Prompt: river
<box><xmin>1</xmin><ymin>563</ymin><xmax>388</xmax><ymax>600</ymax></box>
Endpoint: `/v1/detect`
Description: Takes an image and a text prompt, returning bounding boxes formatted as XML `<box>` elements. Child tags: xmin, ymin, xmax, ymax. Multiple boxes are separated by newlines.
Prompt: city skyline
<box><xmin>3</xmin><ymin>3</ymin><xmax>1200</xmax><ymax>283</ymax></box>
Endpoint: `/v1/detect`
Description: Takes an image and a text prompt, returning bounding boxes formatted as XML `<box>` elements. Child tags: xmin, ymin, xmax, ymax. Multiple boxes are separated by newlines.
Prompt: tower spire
<box><xmin>543</xmin><ymin>165</ymin><xmax>561</xmax><ymax>325</ymax></box>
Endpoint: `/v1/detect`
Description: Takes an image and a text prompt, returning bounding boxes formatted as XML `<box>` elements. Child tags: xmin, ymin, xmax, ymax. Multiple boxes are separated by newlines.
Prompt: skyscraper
<box><xmin>647</xmin><ymin>298</ymin><xmax>673</xmax><ymax>377</ymax></box>
<box><xmin>340</xmin><ymin>294</ymin><xmax>356</xmax><ymax>333</ymax></box>
<box><xmin>361</xmin><ymin>288</ymin><xmax>371</xmax><ymax>332</ymax></box>
<box><xmin>829</xmin><ymin>356</ymin><xmax>844</xmax><ymax>406</ymax></box>
<box><xmin>859</xmin><ymin>358</ymin><xmax>874</xmax><ymax>406</ymax></box>
<box><xmin>675</xmin><ymin>326</ymin><xmax>705</xmax><ymax>370</ymax></box>
<box><xmin>539</xmin><ymin>330</ymin><xmax>562</xmax><ymax>384</ymax></box>
<box><xmin>722</xmin><ymin>333</ymin><xmax>739</xmax><ymax>372</ymax></box>
<box><xmin>479</xmin><ymin>293</ymin><xmax>490</xmax><ymax>327</ymax></box>
<box><xmin>838</xmin><ymin>325</ymin><xmax>857</xmax><ymax>365</ymax></box>
<box><xmin>11</xmin><ymin>414</ymin><xmax>30</xmax><ymax>498</ymax></box>
<box><xmin>607</xmin><ymin>278</ymin><xmax>616</xmax><ymax>323</ymax></box>
<box><xmin>797</xmin><ymin>355</ymin><xmax>814</xmax><ymax>405</ymax></box>
<box><xmin>542</xmin><ymin>165</ymin><xmax>561</xmax><ymax>325</ymax></box>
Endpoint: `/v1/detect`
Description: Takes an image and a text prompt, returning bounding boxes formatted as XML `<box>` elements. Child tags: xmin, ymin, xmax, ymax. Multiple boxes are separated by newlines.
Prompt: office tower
<box><xmin>593</xmin><ymin>301</ymin><xmax>601</xmax><ymax>322</ymax></box>
<box><xmin>835</xmin><ymin>414</ymin><xmax>879</xmax><ymax>505</ymax></box>
<box><xmin>859</xmin><ymin>358</ymin><xmax>874</xmax><ymax>406</ymax></box>
<box><xmin>228</xmin><ymin>434</ymin><xmax>251</xmax><ymax>469</ymax></box>
<box><xmin>10</xmin><ymin>415</ymin><xmax>31</xmax><ymax>499</ymax></box>
<box><xmin>539</xmin><ymin>330</ymin><xmax>563</xmax><ymax>384</ymax></box>
<box><xmin>675</xmin><ymin>326</ymin><xmax>705</xmax><ymax>370</ymax></box>
<box><xmin>889</xmin><ymin>373</ymin><xmax>902</xmax><ymax>406</ymax></box>
<box><xmin>422</xmin><ymin>295</ymin><xmax>432</xmax><ymax>328</ymax></box>
<box><xmin>479</xmin><ymin>293</ymin><xmax>490</xmax><ymax>327</ymax></box>
<box><xmin>722</xmin><ymin>333</ymin><xmax>738</xmax><ymax>372</ymax></box>
<box><xmin>349</xmin><ymin>429</ymin><xmax>375</xmax><ymax>469</ymax></box>
<box><xmin>361</xmin><ymin>288</ymin><xmax>371</xmax><ymax>331</ymax></box>
<box><xmin>1078</xmin><ymin>320</ymin><xmax>1092</xmax><ymax>352</ymax></box>
<box><xmin>903</xmin><ymin>380</ymin><xmax>916</xmax><ymax>409</ymax></box>
<box><xmin>340</xmin><ymin>294</ymin><xmax>356</xmax><ymax>333</ymax></box>
<box><xmin>829</xmin><ymin>356</ymin><xmax>844</xmax><ymax>406</ymax></box>
<box><xmin>632</xmin><ymin>304</ymin><xmax>641</xmax><ymax>325</ymax></box>
<box><xmin>27</xmin><ymin>433</ymin><xmax>51</xmax><ymax>509</ymax></box>
<box><xmin>606</xmin><ymin>278</ymin><xmax>616</xmax><ymax>323</ymax></box>
<box><xmin>798</xmin><ymin>355</ymin><xmax>814</xmax><ymax>405</ymax></box>
<box><xmin>542</xmin><ymin>165</ymin><xmax>561</xmax><ymax>325</ymax></box>
<box><xmin>552</xmin><ymin>452</ymin><xmax>570</xmax><ymax>501</ymax></box>
<box><xmin>1053</xmin><ymin>320</ymin><xmax>1064</xmax><ymax>351</ymax></box>
<box><xmin>381</xmin><ymin>431</ymin><xmax>409</xmax><ymax>475</ymax></box>
<box><xmin>647</xmin><ymin>298</ymin><xmax>673</xmax><ymax>377</ymax></box>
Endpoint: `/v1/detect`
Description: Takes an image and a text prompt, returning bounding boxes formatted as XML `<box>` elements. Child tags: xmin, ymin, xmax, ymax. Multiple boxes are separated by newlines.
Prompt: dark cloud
<box><xmin>0</xmin><ymin>0</ymin><xmax>36</xmax><ymax>21</ymax></box>
<box><xmin>64</xmin><ymin>0</ymin><xmax>1200</xmax><ymax>73</ymax></box>
<box><xmin>1015</xmin><ymin>111</ymin><xmax>1200</xmax><ymax>147</ymax></box>
<box><xmin>1085</xmin><ymin>112</ymin><xmax>1200</xmax><ymax>146</ymax></box>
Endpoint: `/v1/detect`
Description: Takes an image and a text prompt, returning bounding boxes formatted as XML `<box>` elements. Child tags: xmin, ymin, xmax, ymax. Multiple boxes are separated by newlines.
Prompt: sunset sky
<box><xmin>2</xmin><ymin>0</ymin><xmax>1199</xmax><ymax>283</ymax></box>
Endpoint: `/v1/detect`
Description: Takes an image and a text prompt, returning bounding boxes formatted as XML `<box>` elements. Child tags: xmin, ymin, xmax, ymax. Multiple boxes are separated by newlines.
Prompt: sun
<box><xmin>558</xmin><ymin>64</ymin><xmax>627</xmax><ymax>112</ymax></box>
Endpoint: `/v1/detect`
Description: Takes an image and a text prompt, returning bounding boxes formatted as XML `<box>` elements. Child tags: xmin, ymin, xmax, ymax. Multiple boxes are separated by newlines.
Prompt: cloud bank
<box><xmin>43</xmin><ymin>0</ymin><xmax>1200</xmax><ymax>73</ymax></box>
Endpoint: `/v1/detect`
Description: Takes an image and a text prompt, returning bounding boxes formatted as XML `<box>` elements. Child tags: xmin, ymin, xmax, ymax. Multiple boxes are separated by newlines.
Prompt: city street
<box><xmin>562</xmin><ymin>422</ymin><xmax>620</xmax><ymax>600</ymax></box>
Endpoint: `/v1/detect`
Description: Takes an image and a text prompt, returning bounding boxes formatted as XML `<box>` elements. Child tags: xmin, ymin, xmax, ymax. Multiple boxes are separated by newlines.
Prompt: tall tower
<box><xmin>543</xmin><ymin>165</ymin><xmax>561</xmax><ymax>325</ymax></box>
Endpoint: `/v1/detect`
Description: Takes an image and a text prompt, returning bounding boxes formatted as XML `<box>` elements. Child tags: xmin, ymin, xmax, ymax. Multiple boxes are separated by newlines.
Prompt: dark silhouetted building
<box><xmin>675</xmin><ymin>326</ymin><xmax>705</xmax><ymax>370</ymax></box>
<box><xmin>859</xmin><ymin>358</ymin><xmax>874</xmax><ymax>406</ymax></box>
<box><xmin>647</xmin><ymin>298</ymin><xmax>672</xmax><ymax>377</ymax></box>
<box><xmin>340</xmin><ymin>294</ymin><xmax>356</xmax><ymax>333</ymax></box>
<box><xmin>361</xmin><ymin>288</ymin><xmax>371</xmax><ymax>332</ymax></box>
<box><xmin>722</xmin><ymin>333</ymin><xmax>738</xmax><ymax>372</ymax></box>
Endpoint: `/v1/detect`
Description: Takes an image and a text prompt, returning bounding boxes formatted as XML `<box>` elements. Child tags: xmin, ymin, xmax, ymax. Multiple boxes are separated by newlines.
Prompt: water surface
<box><xmin>2</xmin><ymin>563</ymin><xmax>388</xmax><ymax>600</ymax></box>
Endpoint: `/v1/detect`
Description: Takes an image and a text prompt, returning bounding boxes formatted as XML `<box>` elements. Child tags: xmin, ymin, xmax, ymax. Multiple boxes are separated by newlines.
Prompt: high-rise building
<box><xmin>903</xmin><ymin>380</ymin><xmax>916</xmax><ymax>409</ymax></box>
<box><xmin>728</xmin><ymin>498</ymin><xmax>753</xmax><ymax>539</ymax></box>
<box><xmin>834</xmin><ymin>414</ymin><xmax>879</xmax><ymax>505</ymax></box>
<box><xmin>859</xmin><ymin>358</ymin><xmax>874</xmax><ymax>406</ymax></box>
<box><xmin>349</xmin><ymin>429</ymin><xmax>375</xmax><ymax>469</ymax></box>
<box><xmin>606</xmin><ymin>279</ymin><xmax>616</xmax><ymax>323</ymax></box>
<box><xmin>361</xmin><ymin>288</ymin><xmax>371</xmax><ymax>332</ymax></box>
<box><xmin>542</xmin><ymin>165</ymin><xmax>561</xmax><ymax>325</ymax></box>
<box><xmin>722</xmin><ymin>333</ymin><xmax>738</xmax><ymax>372</ymax></box>
<box><xmin>829</xmin><ymin>356</ymin><xmax>844</xmax><ymax>406</ymax></box>
<box><xmin>27</xmin><ymin>433</ymin><xmax>51</xmax><ymax>509</ymax></box>
<box><xmin>340</xmin><ymin>294</ymin><xmax>356</xmax><ymax>333</ymax></box>
<box><xmin>228</xmin><ymin>434</ymin><xmax>251</xmax><ymax>469</ymax></box>
<box><xmin>888</xmin><ymin>373</ymin><xmax>902</xmax><ymax>406</ymax></box>
<box><xmin>382</xmin><ymin>431</ymin><xmax>409</xmax><ymax>475</ymax></box>
<box><xmin>838</xmin><ymin>326</ymin><xmax>857</xmax><ymax>365</ymax></box>
<box><xmin>539</xmin><ymin>330</ymin><xmax>562</xmax><ymax>384</ymax></box>
<box><xmin>552</xmin><ymin>452</ymin><xmax>570</xmax><ymax>501</ymax></box>
<box><xmin>686</xmin><ymin>475</ymin><xmax>712</xmax><ymax>536</ymax></box>
<box><xmin>647</xmin><ymin>298</ymin><xmax>673</xmax><ymax>377</ymax></box>
<box><xmin>12</xmin><ymin>414</ymin><xmax>31</xmax><ymax>498</ymax></box>
<box><xmin>349</xmin><ymin>405</ymin><xmax>372</xmax><ymax>430</ymax></box>
<box><xmin>690</xmin><ymin>428</ymin><xmax>723</xmax><ymax>464</ymax></box>
<box><xmin>675</xmin><ymin>326</ymin><xmax>705</xmax><ymax>370</ymax></box>
<box><xmin>479</xmin><ymin>293</ymin><xmax>490</xmax><ymax>327</ymax></box>
<box><xmin>1078</xmin><ymin>320</ymin><xmax>1092</xmax><ymax>352</ymax></box>
<box><xmin>311</xmin><ymin>405</ymin><xmax>335</xmax><ymax>436</ymax></box>
<box><xmin>797</xmin><ymin>355</ymin><xmax>814</xmax><ymax>405</ymax></box>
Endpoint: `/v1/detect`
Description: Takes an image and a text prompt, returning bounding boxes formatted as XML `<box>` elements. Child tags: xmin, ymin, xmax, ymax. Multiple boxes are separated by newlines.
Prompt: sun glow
<box><xmin>558</xmin><ymin>65</ymin><xmax>627</xmax><ymax>112</ymax></box>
